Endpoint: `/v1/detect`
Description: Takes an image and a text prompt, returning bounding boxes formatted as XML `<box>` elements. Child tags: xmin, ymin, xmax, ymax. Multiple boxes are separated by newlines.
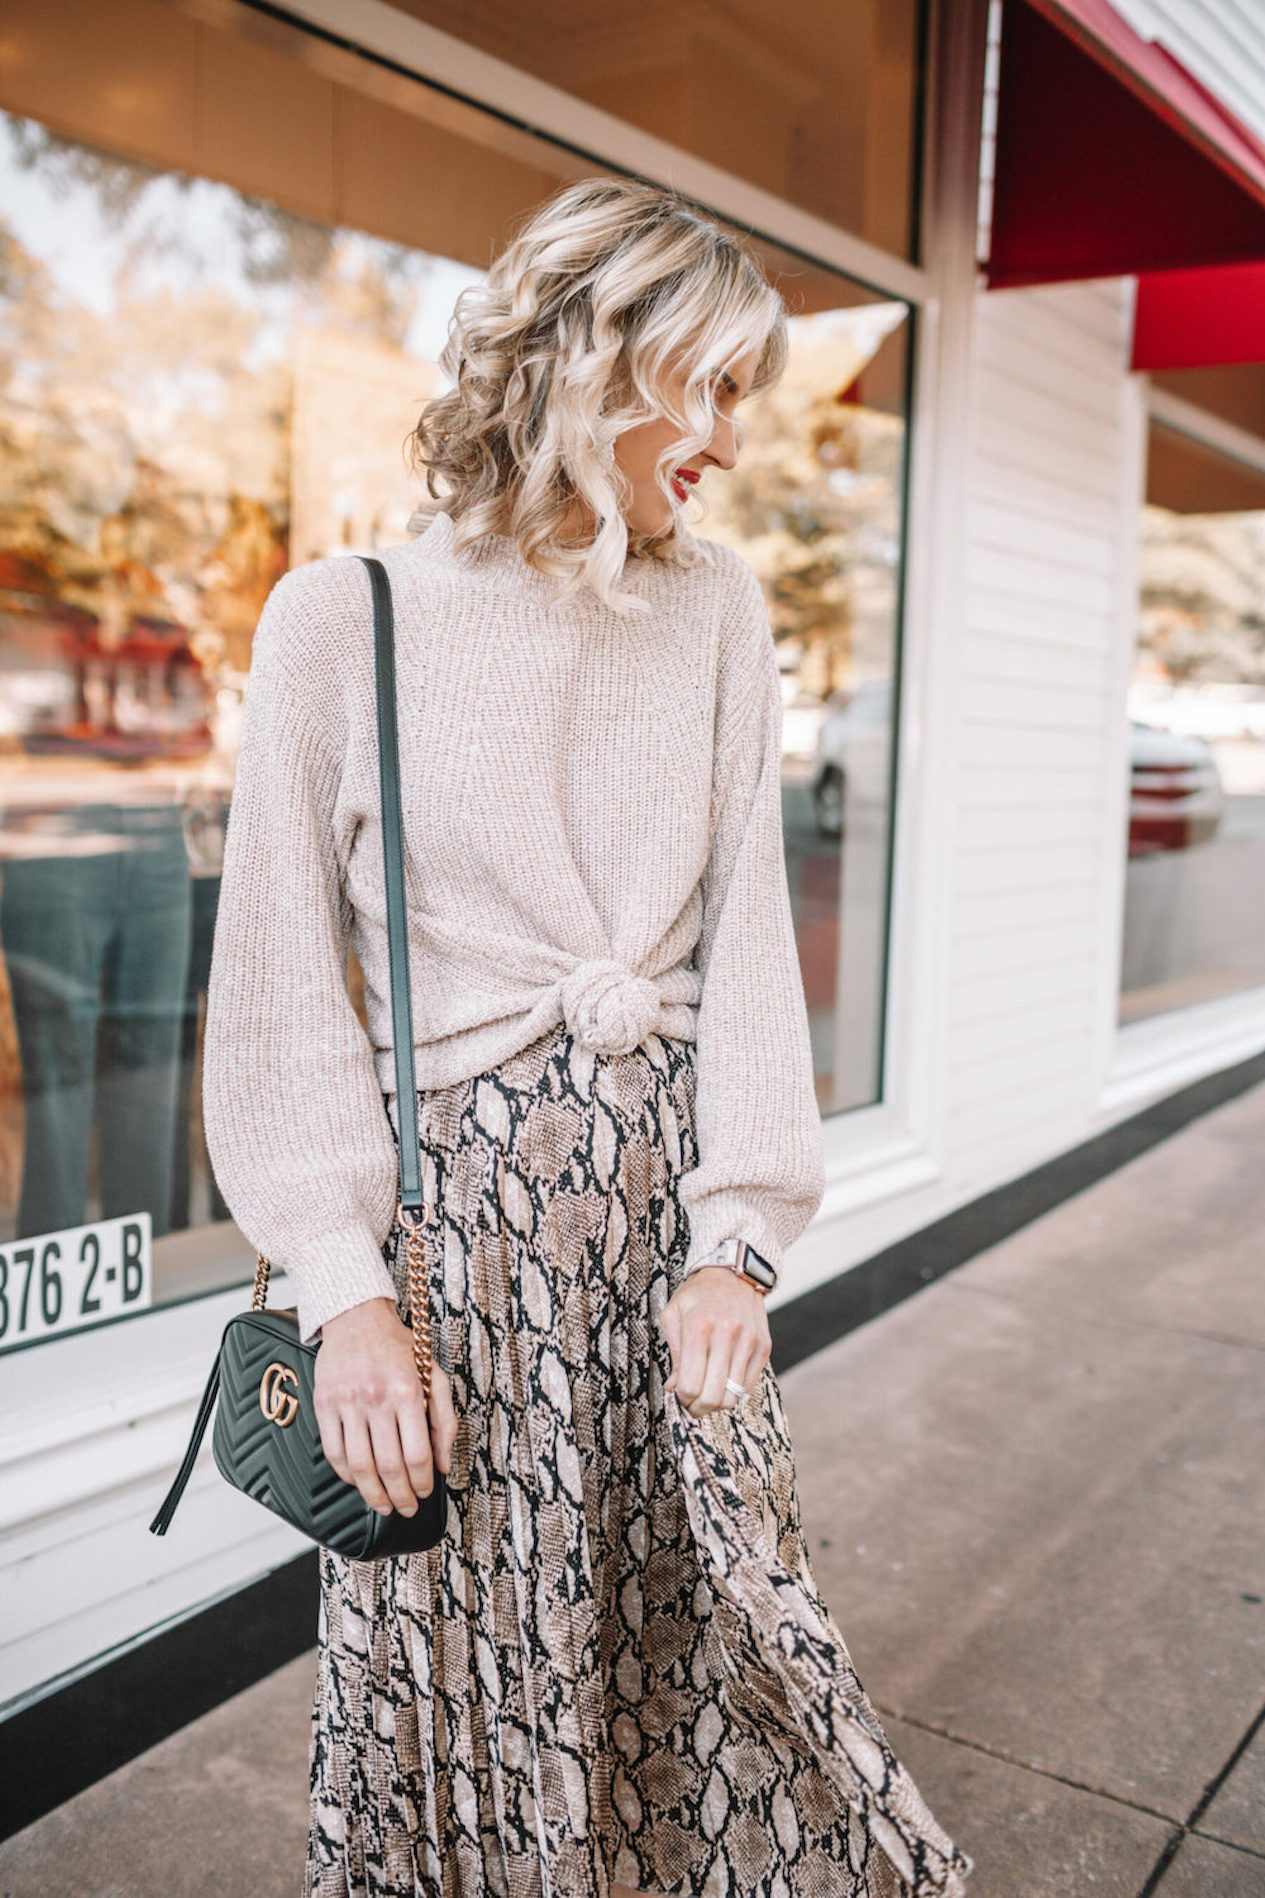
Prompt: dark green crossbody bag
<box><xmin>148</xmin><ymin>555</ymin><xmax>447</xmax><ymax>1561</ymax></box>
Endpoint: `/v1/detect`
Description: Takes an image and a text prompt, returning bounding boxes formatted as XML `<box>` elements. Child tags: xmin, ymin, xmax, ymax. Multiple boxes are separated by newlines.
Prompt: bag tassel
<box><xmin>148</xmin><ymin>1347</ymin><xmax>224</xmax><ymax>1536</ymax></box>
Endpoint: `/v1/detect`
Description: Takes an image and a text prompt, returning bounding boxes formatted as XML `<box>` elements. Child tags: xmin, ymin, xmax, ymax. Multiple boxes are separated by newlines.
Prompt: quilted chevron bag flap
<box><xmin>148</xmin><ymin>554</ymin><xmax>446</xmax><ymax>1560</ymax></box>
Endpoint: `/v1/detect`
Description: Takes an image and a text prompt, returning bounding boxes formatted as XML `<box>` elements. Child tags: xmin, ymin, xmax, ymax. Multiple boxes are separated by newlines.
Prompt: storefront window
<box><xmin>694</xmin><ymin>266</ymin><xmax>910</xmax><ymax>1112</ymax></box>
<box><xmin>0</xmin><ymin>72</ymin><xmax>911</xmax><ymax>1348</ymax></box>
<box><xmin>388</xmin><ymin>0</ymin><xmax>925</xmax><ymax>263</ymax></box>
<box><xmin>1120</xmin><ymin>417</ymin><xmax>1265</xmax><ymax>1023</ymax></box>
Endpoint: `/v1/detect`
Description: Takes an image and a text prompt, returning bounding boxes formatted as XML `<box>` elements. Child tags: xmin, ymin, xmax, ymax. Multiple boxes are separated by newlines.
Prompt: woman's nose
<box><xmin>707</xmin><ymin>418</ymin><xmax>739</xmax><ymax>471</ymax></box>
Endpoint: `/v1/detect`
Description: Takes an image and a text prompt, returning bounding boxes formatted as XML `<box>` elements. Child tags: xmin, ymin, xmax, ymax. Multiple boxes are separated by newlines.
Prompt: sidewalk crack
<box><xmin>1149</xmin><ymin>1692</ymin><xmax>1265</xmax><ymax>1887</ymax></box>
<box><xmin>872</xmin><ymin>1703</ymin><xmax>1184</xmax><ymax>1825</ymax></box>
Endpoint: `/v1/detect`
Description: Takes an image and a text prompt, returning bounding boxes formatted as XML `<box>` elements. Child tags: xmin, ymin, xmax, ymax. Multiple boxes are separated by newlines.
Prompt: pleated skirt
<box><xmin>302</xmin><ymin>1023</ymin><xmax>973</xmax><ymax>1898</ymax></box>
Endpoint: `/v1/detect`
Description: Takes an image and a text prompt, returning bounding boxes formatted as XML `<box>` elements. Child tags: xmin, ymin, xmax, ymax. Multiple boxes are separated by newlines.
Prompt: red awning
<box><xmin>986</xmin><ymin>0</ymin><xmax>1265</xmax><ymax>335</ymax></box>
<box><xmin>1132</xmin><ymin>259</ymin><xmax>1265</xmax><ymax>370</ymax></box>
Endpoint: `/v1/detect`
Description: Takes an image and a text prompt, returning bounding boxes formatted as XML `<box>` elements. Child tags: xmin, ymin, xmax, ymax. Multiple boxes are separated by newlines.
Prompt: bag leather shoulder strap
<box><xmin>358</xmin><ymin>554</ymin><xmax>425</xmax><ymax>1218</ymax></box>
<box><xmin>147</xmin><ymin>553</ymin><xmax>431</xmax><ymax>1543</ymax></box>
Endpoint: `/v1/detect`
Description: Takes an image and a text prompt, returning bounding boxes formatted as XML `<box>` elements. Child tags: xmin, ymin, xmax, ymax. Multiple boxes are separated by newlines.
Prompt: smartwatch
<box><xmin>693</xmin><ymin>1237</ymin><xmax>777</xmax><ymax>1293</ymax></box>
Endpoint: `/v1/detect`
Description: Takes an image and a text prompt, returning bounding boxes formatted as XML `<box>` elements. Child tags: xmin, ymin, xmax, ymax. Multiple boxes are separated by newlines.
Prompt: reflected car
<box><xmin>810</xmin><ymin>677</ymin><xmax>893</xmax><ymax>840</ymax></box>
<box><xmin>1128</xmin><ymin>720</ymin><xmax>1224</xmax><ymax>857</ymax></box>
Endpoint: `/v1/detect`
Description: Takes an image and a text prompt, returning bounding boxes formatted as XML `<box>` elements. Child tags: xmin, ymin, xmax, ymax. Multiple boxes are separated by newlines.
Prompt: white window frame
<box><xmin>1095</xmin><ymin>356</ymin><xmax>1265</xmax><ymax>1123</ymax></box>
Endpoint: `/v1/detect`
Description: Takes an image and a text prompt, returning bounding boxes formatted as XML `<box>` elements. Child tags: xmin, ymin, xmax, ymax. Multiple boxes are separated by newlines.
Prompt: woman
<box><xmin>202</xmin><ymin>177</ymin><xmax>972</xmax><ymax>1898</ymax></box>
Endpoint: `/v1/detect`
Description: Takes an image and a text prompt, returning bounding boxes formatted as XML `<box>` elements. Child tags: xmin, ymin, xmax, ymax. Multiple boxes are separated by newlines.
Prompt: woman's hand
<box><xmin>315</xmin><ymin>1296</ymin><xmax>457</xmax><ymax>1516</ymax></box>
<box><xmin>657</xmin><ymin>1266</ymin><xmax>771</xmax><ymax>1419</ymax></box>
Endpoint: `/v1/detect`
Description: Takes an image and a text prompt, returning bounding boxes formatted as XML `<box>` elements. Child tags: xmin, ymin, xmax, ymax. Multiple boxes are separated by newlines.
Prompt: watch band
<box><xmin>690</xmin><ymin>1237</ymin><xmax>777</xmax><ymax>1293</ymax></box>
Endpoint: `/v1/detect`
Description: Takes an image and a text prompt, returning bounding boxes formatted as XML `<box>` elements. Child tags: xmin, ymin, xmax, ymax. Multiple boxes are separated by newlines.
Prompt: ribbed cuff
<box><xmin>270</xmin><ymin>1225</ymin><xmax>401</xmax><ymax>1346</ymax></box>
<box><xmin>680</xmin><ymin>1195</ymin><xmax>786</xmax><ymax>1288</ymax></box>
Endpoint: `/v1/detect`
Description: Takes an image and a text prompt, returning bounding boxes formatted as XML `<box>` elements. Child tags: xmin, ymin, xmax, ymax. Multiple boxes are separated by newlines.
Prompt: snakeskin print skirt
<box><xmin>302</xmin><ymin>1023</ymin><xmax>972</xmax><ymax>1898</ymax></box>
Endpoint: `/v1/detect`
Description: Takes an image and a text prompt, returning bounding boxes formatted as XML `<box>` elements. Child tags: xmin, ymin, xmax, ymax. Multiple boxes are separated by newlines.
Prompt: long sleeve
<box><xmin>201</xmin><ymin>567</ymin><xmax>401</xmax><ymax>1346</ymax></box>
<box><xmin>676</xmin><ymin>561</ymin><xmax>827</xmax><ymax>1286</ymax></box>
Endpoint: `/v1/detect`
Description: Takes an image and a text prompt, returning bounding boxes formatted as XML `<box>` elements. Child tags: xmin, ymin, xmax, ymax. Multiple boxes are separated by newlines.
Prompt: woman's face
<box><xmin>613</xmin><ymin>347</ymin><xmax>761</xmax><ymax>537</ymax></box>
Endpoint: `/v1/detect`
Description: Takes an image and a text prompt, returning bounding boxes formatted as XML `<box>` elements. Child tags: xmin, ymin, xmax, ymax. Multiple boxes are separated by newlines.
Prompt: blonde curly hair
<box><xmin>405</xmin><ymin>177</ymin><xmax>787</xmax><ymax>612</ymax></box>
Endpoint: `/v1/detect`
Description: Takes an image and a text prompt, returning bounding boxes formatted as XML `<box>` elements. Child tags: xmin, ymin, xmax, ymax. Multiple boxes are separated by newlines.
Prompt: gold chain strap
<box><xmin>251</xmin><ymin>1198</ymin><xmax>434</xmax><ymax>1400</ymax></box>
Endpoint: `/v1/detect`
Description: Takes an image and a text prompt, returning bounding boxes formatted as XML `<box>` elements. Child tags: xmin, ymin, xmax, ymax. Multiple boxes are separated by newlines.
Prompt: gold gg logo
<box><xmin>259</xmin><ymin>1361</ymin><xmax>300</xmax><ymax>1428</ymax></box>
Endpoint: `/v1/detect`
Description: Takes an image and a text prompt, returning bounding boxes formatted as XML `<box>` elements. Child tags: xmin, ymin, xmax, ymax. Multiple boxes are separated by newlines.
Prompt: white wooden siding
<box><xmin>1114</xmin><ymin>0</ymin><xmax>1265</xmax><ymax>143</ymax></box>
<box><xmin>944</xmin><ymin>276</ymin><xmax>1137</xmax><ymax>1177</ymax></box>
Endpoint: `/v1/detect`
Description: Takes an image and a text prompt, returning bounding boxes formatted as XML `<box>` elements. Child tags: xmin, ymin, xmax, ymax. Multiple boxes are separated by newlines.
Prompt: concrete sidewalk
<box><xmin>3</xmin><ymin>1078</ymin><xmax>1264</xmax><ymax>1898</ymax></box>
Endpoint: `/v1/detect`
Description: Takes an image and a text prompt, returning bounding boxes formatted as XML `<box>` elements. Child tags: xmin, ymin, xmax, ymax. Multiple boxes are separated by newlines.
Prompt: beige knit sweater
<box><xmin>201</xmin><ymin>511</ymin><xmax>825</xmax><ymax>1345</ymax></box>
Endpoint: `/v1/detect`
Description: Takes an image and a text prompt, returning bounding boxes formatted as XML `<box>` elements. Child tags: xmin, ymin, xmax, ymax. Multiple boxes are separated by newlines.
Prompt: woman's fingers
<box><xmin>694</xmin><ymin>1314</ymin><xmax>745</xmax><ymax>1416</ymax></box>
<box><xmin>712</xmin><ymin>1323</ymin><xmax>762</xmax><ymax>1412</ymax></box>
<box><xmin>427</xmin><ymin>1365</ymin><xmax>458</xmax><ymax>1475</ymax></box>
<box><xmin>312</xmin><ymin>1302</ymin><xmax>458</xmax><ymax>1514</ymax></box>
<box><xmin>326</xmin><ymin>1379</ymin><xmax>446</xmax><ymax>1517</ymax></box>
<box><xmin>732</xmin><ymin>1326</ymin><xmax>767</xmax><ymax>1395</ymax></box>
<box><xmin>395</xmin><ymin>1386</ymin><xmax>434</xmax><ymax>1501</ymax></box>
<box><xmin>339</xmin><ymin>1410</ymin><xmax>394</xmax><ymax>1514</ymax></box>
<box><xmin>663</xmin><ymin>1279</ymin><xmax>770</xmax><ymax>1419</ymax></box>
<box><xmin>669</xmin><ymin>1322</ymin><xmax>706</xmax><ymax>1409</ymax></box>
<box><xmin>317</xmin><ymin>1408</ymin><xmax>348</xmax><ymax>1482</ymax></box>
<box><xmin>733</xmin><ymin>1333</ymin><xmax>767</xmax><ymax>1405</ymax></box>
<box><xmin>369</xmin><ymin>1397</ymin><xmax>429</xmax><ymax>1515</ymax></box>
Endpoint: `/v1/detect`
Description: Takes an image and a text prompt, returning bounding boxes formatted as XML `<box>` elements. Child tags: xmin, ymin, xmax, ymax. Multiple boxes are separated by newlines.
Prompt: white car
<box><xmin>812</xmin><ymin>699</ymin><xmax>1223</xmax><ymax>857</ymax></box>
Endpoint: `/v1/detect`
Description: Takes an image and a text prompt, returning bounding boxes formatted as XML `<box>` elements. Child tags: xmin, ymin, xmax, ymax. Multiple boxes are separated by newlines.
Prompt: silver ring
<box><xmin>724</xmin><ymin>1377</ymin><xmax>747</xmax><ymax>1399</ymax></box>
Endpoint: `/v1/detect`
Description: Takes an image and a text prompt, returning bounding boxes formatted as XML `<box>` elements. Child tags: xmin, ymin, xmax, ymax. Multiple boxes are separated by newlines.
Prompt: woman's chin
<box><xmin>625</xmin><ymin>499</ymin><xmax>676</xmax><ymax>538</ymax></box>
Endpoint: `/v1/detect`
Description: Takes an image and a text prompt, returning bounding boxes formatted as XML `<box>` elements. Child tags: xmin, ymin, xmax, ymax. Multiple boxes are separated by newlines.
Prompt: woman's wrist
<box><xmin>684</xmin><ymin>1237</ymin><xmax>777</xmax><ymax>1294</ymax></box>
<box><xmin>318</xmin><ymin>1295</ymin><xmax>400</xmax><ymax>1339</ymax></box>
<box><xmin>685</xmin><ymin>1263</ymin><xmax>768</xmax><ymax>1297</ymax></box>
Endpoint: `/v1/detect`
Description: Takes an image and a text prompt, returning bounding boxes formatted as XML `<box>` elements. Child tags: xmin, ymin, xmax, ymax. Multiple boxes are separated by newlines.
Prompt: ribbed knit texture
<box><xmin>201</xmin><ymin>511</ymin><xmax>826</xmax><ymax>1345</ymax></box>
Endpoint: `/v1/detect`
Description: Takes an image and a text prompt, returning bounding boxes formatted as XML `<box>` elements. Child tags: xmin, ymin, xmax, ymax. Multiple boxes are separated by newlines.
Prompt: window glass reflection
<box><xmin>386</xmin><ymin>0</ymin><xmax>924</xmax><ymax>262</ymax></box>
<box><xmin>1120</xmin><ymin>418</ymin><xmax>1265</xmax><ymax>1023</ymax></box>
<box><xmin>0</xmin><ymin>105</ymin><xmax>910</xmax><ymax>1342</ymax></box>
<box><xmin>701</xmin><ymin>300</ymin><xmax>910</xmax><ymax>1111</ymax></box>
